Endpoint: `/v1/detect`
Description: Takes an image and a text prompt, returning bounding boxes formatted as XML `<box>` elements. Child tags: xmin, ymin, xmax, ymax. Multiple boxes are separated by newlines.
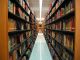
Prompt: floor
<box><xmin>29</xmin><ymin>33</ymin><xmax>52</xmax><ymax>60</ymax></box>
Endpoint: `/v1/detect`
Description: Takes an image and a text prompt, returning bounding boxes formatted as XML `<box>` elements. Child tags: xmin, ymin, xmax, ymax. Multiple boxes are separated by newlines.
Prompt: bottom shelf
<box><xmin>45</xmin><ymin>33</ymin><xmax>74</xmax><ymax>60</ymax></box>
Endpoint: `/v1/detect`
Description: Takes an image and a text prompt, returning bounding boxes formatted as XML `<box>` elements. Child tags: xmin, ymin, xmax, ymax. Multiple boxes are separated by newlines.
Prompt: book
<box><xmin>9</xmin><ymin>50</ymin><xmax>18</xmax><ymax>60</ymax></box>
<box><xmin>63</xmin><ymin>35</ymin><xmax>74</xmax><ymax>51</ymax></box>
<box><xmin>49</xmin><ymin>3</ymin><xmax>52</xmax><ymax>13</ymax></box>
<box><xmin>18</xmin><ymin>8</ymin><xmax>23</xmax><ymax>18</ymax></box>
<box><xmin>8</xmin><ymin>18</ymin><xmax>16</xmax><ymax>32</ymax></box>
<box><xmin>16</xmin><ymin>21</ymin><xmax>21</xmax><ymax>30</ymax></box>
<box><xmin>52</xmin><ymin>32</ymin><xmax>55</xmax><ymax>38</ymax></box>
<box><xmin>26</xmin><ymin>49</ymin><xmax>31</xmax><ymax>57</ymax></box>
<box><xmin>63</xmin><ymin>21</ymin><xmax>66</xmax><ymax>31</ymax></box>
<box><xmin>8</xmin><ymin>37</ymin><xmax>12</xmax><ymax>52</ymax></box>
<box><xmin>56</xmin><ymin>2</ymin><xmax>59</xmax><ymax>9</ymax></box>
<box><xmin>63</xmin><ymin>35</ymin><xmax>67</xmax><ymax>47</ymax></box>
<box><xmin>60</xmin><ymin>8</ymin><xmax>65</xmax><ymax>16</ymax></box>
<box><xmin>62</xmin><ymin>50</ymin><xmax>73</xmax><ymax>60</ymax></box>
<box><xmin>52</xmin><ymin>0</ymin><xmax>55</xmax><ymax>6</ymax></box>
<box><xmin>9</xmin><ymin>55</ymin><xmax>13</xmax><ymax>60</ymax></box>
<box><xmin>52</xmin><ymin>7</ymin><xmax>56</xmax><ymax>15</ymax></box>
<box><xmin>22</xmin><ymin>1</ymin><xmax>25</xmax><ymax>9</ymax></box>
<box><xmin>27</xmin><ymin>24</ymin><xmax>30</xmax><ymax>30</ymax></box>
<box><xmin>8</xmin><ymin>36</ymin><xmax>17</xmax><ymax>53</ymax></box>
<box><xmin>66</xmin><ymin>19</ymin><xmax>71</xmax><ymax>31</ymax></box>
<box><xmin>70</xmin><ymin>17</ymin><xmax>75</xmax><ymax>31</ymax></box>
<box><xmin>55</xmin><ymin>22</ymin><xmax>62</xmax><ymax>30</ymax></box>
<box><xmin>22</xmin><ymin>56</ymin><xmax>26</xmax><ymax>60</ymax></box>
<box><xmin>19</xmin><ymin>0</ymin><xmax>23</xmax><ymax>6</ymax></box>
<box><xmin>65</xmin><ymin>1</ymin><xmax>74</xmax><ymax>14</ymax></box>
<box><xmin>70</xmin><ymin>1</ymin><xmax>74</xmax><ymax>11</ymax></box>
<box><xmin>8</xmin><ymin>0</ymin><xmax>14</xmax><ymax>13</ymax></box>
<box><xmin>58</xmin><ymin>0</ymin><xmax>64</xmax><ymax>6</ymax></box>
<box><xmin>52</xmin><ymin>24</ymin><xmax>56</xmax><ymax>30</ymax></box>
<box><xmin>62</xmin><ymin>50</ymin><xmax>69</xmax><ymax>60</ymax></box>
<box><xmin>21</xmin><ymin>23</ymin><xmax>24</xmax><ymax>30</ymax></box>
<box><xmin>13</xmin><ymin>4</ymin><xmax>16</xmax><ymax>14</ymax></box>
<box><xmin>20</xmin><ymin>34</ymin><xmax>24</xmax><ymax>43</ymax></box>
<box><xmin>26</xmin><ymin>16</ymin><xmax>29</xmax><ymax>22</ymax></box>
<box><xmin>67</xmin><ymin>35</ymin><xmax>74</xmax><ymax>51</ymax></box>
<box><xmin>65</xmin><ymin>17</ymin><xmax>75</xmax><ymax>31</ymax></box>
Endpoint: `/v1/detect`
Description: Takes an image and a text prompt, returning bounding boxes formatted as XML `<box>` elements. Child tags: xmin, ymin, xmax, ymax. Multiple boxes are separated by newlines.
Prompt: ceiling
<box><xmin>28</xmin><ymin>0</ymin><xmax>53</xmax><ymax>21</ymax></box>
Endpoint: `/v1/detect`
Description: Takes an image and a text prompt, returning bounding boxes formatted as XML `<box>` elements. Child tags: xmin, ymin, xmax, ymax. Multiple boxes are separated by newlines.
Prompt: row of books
<box><xmin>8</xmin><ymin>18</ymin><xmax>31</xmax><ymax>32</ymax></box>
<box><xmin>47</xmin><ymin>0</ymin><xmax>74</xmax><ymax>23</ymax></box>
<box><xmin>8</xmin><ymin>32</ymin><xmax>32</xmax><ymax>60</ymax></box>
<box><xmin>9</xmin><ymin>50</ymin><xmax>18</xmax><ymax>60</ymax></box>
<box><xmin>52</xmin><ymin>1</ymin><xmax>74</xmax><ymax>20</ymax></box>
<box><xmin>54</xmin><ymin>43</ymin><xmax>73</xmax><ymax>60</ymax></box>
<box><xmin>46</xmin><ymin>30</ymin><xmax>74</xmax><ymax>59</ymax></box>
<box><xmin>62</xmin><ymin>50</ymin><xmax>73</xmax><ymax>60</ymax></box>
<box><xmin>47</xmin><ymin>0</ymin><xmax>64</xmax><ymax>19</ymax></box>
<box><xmin>46</xmin><ymin>17</ymin><xmax>75</xmax><ymax>31</ymax></box>
<box><xmin>63</xmin><ymin>17</ymin><xmax>75</xmax><ymax>31</ymax></box>
<box><xmin>8</xmin><ymin>34</ymin><xmax>26</xmax><ymax>52</ymax></box>
<box><xmin>63</xmin><ymin>34</ymin><xmax>74</xmax><ymax>52</ymax></box>
<box><xmin>52</xmin><ymin>21</ymin><xmax>62</xmax><ymax>30</ymax></box>
<box><xmin>51</xmin><ymin>32</ymin><xmax>74</xmax><ymax>52</ymax></box>
<box><xmin>48</xmin><ymin>42</ymin><xmax>59</xmax><ymax>60</ymax></box>
<box><xmin>9</xmin><ymin>48</ymin><xmax>31</xmax><ymax>60</ymax></box>
<box><xmin>47</xmin><ymin>32</ymin><xmax>73</xmax><ymax>60</ymax></box>
<box><xmin>8</xmin><ymin>0</ymin><xmax>30</xmax><ymax>21</ymax></box>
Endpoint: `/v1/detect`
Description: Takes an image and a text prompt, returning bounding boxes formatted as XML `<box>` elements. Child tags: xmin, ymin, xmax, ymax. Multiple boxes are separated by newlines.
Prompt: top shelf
<box><xmin>23</xmin><ymin>0</ymin><xmax>34</xmax><ymax>16</ymax></box>
<box><xmin>10</xmin><ymin>0</ymin><xmax>29</xmax><ymax>16</ymax></box>
<box><xmin>46</xmin><ymin>0</ymin><xmax>58</xmax><ymax>19</ymax></box>
<box><xmin>10</xmin><ymin>0</ymin><xmax>35</xmax><ymax>20</ymax></box>
<box><xmin>46</xmin><ymin>0</ymin><xmax>71</xmax><ymax>21</ymax></box>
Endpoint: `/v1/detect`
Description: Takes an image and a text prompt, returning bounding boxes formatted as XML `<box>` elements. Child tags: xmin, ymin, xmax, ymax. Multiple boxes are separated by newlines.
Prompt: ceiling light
<box><xmin>39</xmin><ymin>0</ymin><xmax>43</xmax><ymax>22</ymax></box>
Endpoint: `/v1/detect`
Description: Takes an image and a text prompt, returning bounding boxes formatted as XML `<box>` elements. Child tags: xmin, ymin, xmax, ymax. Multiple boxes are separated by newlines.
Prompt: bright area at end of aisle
<box><xmin>29</xmin><ymin>32</ymin><xmax>52</xmax><ymax>60</ymax></box>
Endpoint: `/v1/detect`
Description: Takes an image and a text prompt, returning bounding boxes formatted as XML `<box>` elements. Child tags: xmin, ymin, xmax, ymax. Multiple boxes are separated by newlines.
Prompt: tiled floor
<box><xmin>29</xmin><ymin>33</ymin><xmax>52</xmax><ymax>60</ymax></box>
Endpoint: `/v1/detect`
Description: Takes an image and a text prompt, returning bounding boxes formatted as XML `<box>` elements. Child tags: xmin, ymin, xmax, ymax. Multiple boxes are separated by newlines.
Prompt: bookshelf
<box><xmin>0</xmin><ymin>0</ymin><xmax>37</xmax><ymax>60</ymax></box>
<box><xmin>44</xmin><ymin>0</ymin><xmax>80</xmax><ymax>60</ymax></box>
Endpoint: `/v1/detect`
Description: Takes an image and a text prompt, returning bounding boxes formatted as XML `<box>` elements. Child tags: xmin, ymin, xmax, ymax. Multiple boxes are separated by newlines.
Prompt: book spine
<box><xmin>8</xmin><ymin>0</ymin><xmax>14</xmax><ymax>13</ymax></box>
<box><xmin>8</xmin><ymin>19</ymin><xmax>16</xmax><ymax>32</ymax></box>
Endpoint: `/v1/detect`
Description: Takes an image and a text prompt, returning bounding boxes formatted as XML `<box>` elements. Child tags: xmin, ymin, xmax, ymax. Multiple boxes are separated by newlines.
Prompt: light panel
<box><xmin>39</xmin><ymin>0</ymin><xmax>43</xmax><ymax>22</ymax></box>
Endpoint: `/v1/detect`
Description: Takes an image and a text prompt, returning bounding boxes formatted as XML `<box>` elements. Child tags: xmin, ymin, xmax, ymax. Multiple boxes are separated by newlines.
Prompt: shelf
<box><xmin>47</xmin><ymin>0</ymin><xmax>70</xmax><ymax>21</ymax></box>
<box><xmin>8</xmin><ymin>29</ymin><xmax>31</xmax><ymax>36</ymax></box>
<box><xmin>46</xmin><ymin>10</ymin><xmax>75</xmax><ymax>25</ymax></box>
<box><xmin>55</xmin><ymin>39</ymin><xmax>74</xmax><ymax>56</ymax></box>
<box><xmin>23</xmin><ymin>0</ymin><xmax>35</xmax><ymax>21</ymax></box>
<box><xmin>18</xmin><ymin>48</ymin><xmax>27</xmax><ymax>60</ymax></box>
<box><xmin>10</xmin><ymin>0</ymin><xmax>30</xmax><ymax>16</ymax></box>
<box><xmin>48</xmin><ymin>34</ymin><xmax>74</xmax><ymax>56</ymax></box>
<box><xmin>48</xmin><ymin>39</ymin><xmax>62</xmax><ymax>60</ymax></box>
<box><xmin>10</xmin><ymin>44</ymin><xmax>21</xmax><ymax>54</ymax></box>
<box><xmin>21</xmin><ymin>39</ymin><xmax>27</xmax><ymax>44</ymax></box>
<box><xmin>10</xmin><ymin>0</ymin><xmax>35</xmax><ymax>23</ymax></box>
<box><xmin>8</xmin><ymin>11</ymin><xmax>31</xmax><ymax>24</ymax></box>
<box><xmin>46</xmin><ymin>0</ymin><xmax>58</xmax><ymax>20</ymax></box>
<box><xmin>46</xmin><ymin>29</ymin><xmax>74</xmax><ymax>35</ymax></box>
<box><xmin>23</xmin><ymin>0</ymin><xmax>33</xmax><ymax>15</ymax></box>
<box><xmin>9</xmin><ymin>39</ymin><xmax>27</xmax><ymax>54</ymax></box>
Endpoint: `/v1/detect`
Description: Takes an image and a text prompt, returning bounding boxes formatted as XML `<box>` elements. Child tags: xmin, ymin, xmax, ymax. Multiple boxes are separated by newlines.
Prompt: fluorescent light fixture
<box><xmin>39</xmin><ymin>0</ymin><xmax>43</xmax><ymax>22</ymax></box>
<box><xmin>39</xmin><ymin>0</ymin><xmax>43</xmax><ymax>59</ymax></box>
